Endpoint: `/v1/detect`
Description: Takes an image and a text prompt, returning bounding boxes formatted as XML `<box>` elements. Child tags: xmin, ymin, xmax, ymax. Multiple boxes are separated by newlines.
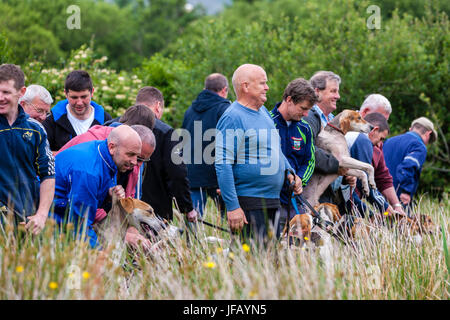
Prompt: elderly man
<box><xmin>0</xmin><ymin>64</ymin><xmax>55</xmax><ymax>235</ymax></box>
<box><xmin>354</xmin><ymin>94</ymin><xmax>407</xmax><ymax>216</ymax></box>
<box><xmin>269</xmin><ymin>78</ymin><xmax>317</xmax><ymax>237</ymax></box>
<box><xmin>52</xmin><ymin>125</ymin><xmax>141</xmax><ymax>248</ymax></box>
<box><xmin>384</xmin><ymin>117</ymin><xmax>437</xmax><ymax>209</ymax></box>
<box><xmin>215</xmin><ymin>64</ymin><xmax>302</xmax><ymax>245</ymax></box>
<box><xmin>182</xmin><ymin>73</ymin><xmax>231</xmax><ymax>217</ymax></box>
<box><xmin>43</xmin><ymin>70</ymin><xmax>112</xmax><ymax>151</ymax></box>
<box><xmin>19</xmin><ymin>84</ymin><xmax>53</xmax><ymax>123</ymax></box>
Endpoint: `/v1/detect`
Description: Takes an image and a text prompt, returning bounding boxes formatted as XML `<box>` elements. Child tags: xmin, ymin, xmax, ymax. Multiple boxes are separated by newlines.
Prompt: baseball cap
<box><xmin>411</xmin><ymin>117</ymin><xmax>437</xmax><ymax>143</ymax></box>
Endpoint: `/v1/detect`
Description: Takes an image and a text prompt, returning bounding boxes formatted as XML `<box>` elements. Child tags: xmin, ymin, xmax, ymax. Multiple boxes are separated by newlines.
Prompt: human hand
<box><xmin>186</xmin><ymin>209</ymin><xmax>198</xmax><ymax>223</ymax></box>
<box><xmin>288</xmin><ymin>174</ymin><xmax>303</xmax><ymax>195</ymax></box>
<box><xmin>227</xmin><ymin>208</ymin><xmax>248</xmax><ymax>232</ymax></box>
<box><xmin>344</xmin><ymin>175</ymin><xmax>357</xmax><ymax>188</ymax></box>
<box><xmin>399</xmin><ymin>193</ymin><xmax>411</xmax><ymax>205</ymax></box>
<box><xmin>337</xmin><ymin>167</ymin><xmax>349</xmax><ymax>176</ymax></box>
<box><xmin>22</xmin><ymin>211</ymin><xmax>47</xmax><ymax>235</ymax></box>
<box><xmin>109</xmin><ymin>185</ymin><xmax>125</xmax><ymax>200</ymax></box>
<box><xmin>125</xmin><ymin>227</ymin><xmax>152</xmax><ymax>251</ymax></box>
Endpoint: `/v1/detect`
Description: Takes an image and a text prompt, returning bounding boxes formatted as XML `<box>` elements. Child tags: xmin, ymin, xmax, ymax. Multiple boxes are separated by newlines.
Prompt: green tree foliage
<box><xmin>0</xmin><ymin>0</ymin><xmax>202</xmax><ymax>70</ymax></box>
<box><xmin>0</xmin><ymin>33</ymin><xmax>13</xmax><ymax>64</ymax></box>
<box><xmin>138</xmin><ymin>0</ymin><xmax>449</xmax><ymax>193</ymax></box>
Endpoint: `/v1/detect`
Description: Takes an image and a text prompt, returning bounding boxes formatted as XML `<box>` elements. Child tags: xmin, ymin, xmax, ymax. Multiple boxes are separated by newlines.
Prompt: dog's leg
<box><xmin>344</xmin><ymin>168</ymin><xmax>371</xmax><ymax>196</ymax></box>
<box><xmin>339</xmin><ymin>156</ymin><xmax>376</xmax><ymax>190</ymax></box>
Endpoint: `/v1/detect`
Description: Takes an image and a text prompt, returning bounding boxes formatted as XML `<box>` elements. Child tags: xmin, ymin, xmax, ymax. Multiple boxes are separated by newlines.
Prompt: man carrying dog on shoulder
<box><xmin>303</xmin><ymin>71</ymin><xmax>356</xmax><ymax>204</ymax></box>
<box><xmin>51</xmin><ymin>125</ymin><xmax>142</xmax><ymax>249</ymax></box>
<box><xmin>215</xmin><ymin>64</ymin><xmax>302</xmax><ymax>247</ymax></box>
<box><xmin>269</xmin><ymin>78</ymin><xmax>317</xmax><ymax>237</ymax></box>
<box><xmin>0</xmin><ymin>64</ymin><xmax>55</xmax><ymax>235</ymax></box>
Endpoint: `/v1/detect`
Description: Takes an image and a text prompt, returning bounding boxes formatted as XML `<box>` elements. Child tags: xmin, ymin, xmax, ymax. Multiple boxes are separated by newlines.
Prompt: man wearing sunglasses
<box><xmin>19</xmin><ymin>84</ymin><xmax>53</xmax><ymax>123</ymax></box>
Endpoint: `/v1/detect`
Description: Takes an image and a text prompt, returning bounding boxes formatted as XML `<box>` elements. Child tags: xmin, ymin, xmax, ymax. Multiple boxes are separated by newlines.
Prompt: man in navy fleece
<box><xmin>182</xmin><ymin>73</ymin><xmax>231</xmax><ymax>217</ymax></box>
<box><xmin>215</xmin><ymin>64</ymin><xmax>302</xmax><ymax>245</ymax></box>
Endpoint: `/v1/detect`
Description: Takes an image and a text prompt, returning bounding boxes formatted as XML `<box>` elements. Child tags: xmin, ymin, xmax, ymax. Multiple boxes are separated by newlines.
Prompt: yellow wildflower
<box><xmin>203</xmin><ymin>261</ymin><xmax>216</xmax><ymax>269</ymax></box>
<box><xmin>49</xmin><ymin>282</ymin><xmax>58</xmax><ymax>290</ymax></box>
<box><xmin>15</xmin><ymin>266</ymin><xmax>24</xmax><ymax>273</ymax></box>
<box><xmin>242</xmin><ymin>244</ymin><xmax>250</xmax><ymax>252</ymax></box>
<box><xmin>82</xmin><ymin>271</ymin><xmax>90</xmax><ymax>280</ymax></box>
<box><xmin>216</xmin><ymin>247</ymin><xmax>223</xmax><ymax>254</ymax></box>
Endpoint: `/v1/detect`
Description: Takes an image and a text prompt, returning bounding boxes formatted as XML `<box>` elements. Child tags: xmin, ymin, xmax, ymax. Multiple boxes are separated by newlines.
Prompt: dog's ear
<box><xmin>132</xmin><ymin>199</ymin><xmax>154</xmax><ymax>212</ymax></box>
<box><xmin>340</xmin><ymin>117</ymin><xmax>350</xmax><ymax>134</ymax></box>
<box><xmin>119</xmin><ymin>197</ymin><xmax>134</xmax><ymax>214</ymax></box>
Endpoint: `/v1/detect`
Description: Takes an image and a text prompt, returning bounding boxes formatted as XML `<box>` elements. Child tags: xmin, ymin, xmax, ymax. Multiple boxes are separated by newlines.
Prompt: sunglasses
<box><xmin>137</xmin><ymin>156</ymin><xmax>151</xmax><ymax>163</ymax></box>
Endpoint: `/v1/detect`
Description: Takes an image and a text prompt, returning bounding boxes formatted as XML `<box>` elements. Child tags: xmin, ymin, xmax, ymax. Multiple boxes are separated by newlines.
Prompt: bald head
<box><xmin>107</xmin><ymin>125</ymin><xmax>142</xmax><ymax>172</ymax></box>
<box><xmin>232</xmin><ymin>64</ymin><xmax>268</xmax><ymax>109</ymax></box>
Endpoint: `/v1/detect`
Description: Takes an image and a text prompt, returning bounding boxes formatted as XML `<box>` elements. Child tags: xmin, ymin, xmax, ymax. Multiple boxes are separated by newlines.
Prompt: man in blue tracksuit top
<box><xmin>52</xmin><ymin>125</ymin><xmax>142</xmax><ymax>248</ymax></box>
<box><xmin>215</xmin><ymin>64</ymin><xmax>302</xmax><ymax>246</ymax></box>
<box><xmin>182</xmin><ymin>73</ymin><xmax>231</xmax><ymax>217</ymax></box>
<box><xmin>0</xmin><ymin>64</ymin><xmax>55</xmax><ymax>235</ymax></box>
<box><xmin>383</xmin><ymin>117</ymin><xmax>437</xmax><ymax>209</ymax></box>
<box><xmin>269</xmin><ymin>78</ymin><xmax>317</xmax><ymax>237</ymax></box>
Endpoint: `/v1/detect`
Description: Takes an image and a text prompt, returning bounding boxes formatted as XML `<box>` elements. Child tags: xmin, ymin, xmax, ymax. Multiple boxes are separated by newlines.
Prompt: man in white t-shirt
<box><xmin>43</xmin><ymin>70</ymin><xmax>112</xmax><ymax>151</ymax></box>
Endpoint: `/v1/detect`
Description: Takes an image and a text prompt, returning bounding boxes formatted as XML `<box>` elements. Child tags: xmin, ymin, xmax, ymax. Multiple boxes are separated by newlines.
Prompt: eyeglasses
<box><xmin>137</xmin><ymin>156</ymin><xmax>151</xmax><ymax>163</ymax></box>
<box><xmin>29</xmin><ymin>103</ymin><xmax>51</xmax><ymax>117</ymax></box>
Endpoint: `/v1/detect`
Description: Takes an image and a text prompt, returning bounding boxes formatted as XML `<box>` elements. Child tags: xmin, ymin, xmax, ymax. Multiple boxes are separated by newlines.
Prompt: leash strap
<box><xmin>198</xmin><ymin>218</ymin><xmax>231</xmax><ymax>234</ymax></box>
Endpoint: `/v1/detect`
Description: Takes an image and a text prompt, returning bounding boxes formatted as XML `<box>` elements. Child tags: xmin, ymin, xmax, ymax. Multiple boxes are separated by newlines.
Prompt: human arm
<box><xmin>24</xmin><ymin>178</ymin><xmax>55</xmax><ymax>235</ymax></box>
<box><xmin>395</xmin><ymin>144</ymin><xmax>427</xmax><ymax>201</ymax></box>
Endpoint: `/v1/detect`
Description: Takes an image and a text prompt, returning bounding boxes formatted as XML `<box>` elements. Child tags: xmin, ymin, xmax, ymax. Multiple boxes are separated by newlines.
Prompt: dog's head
<box><xmin>314</xmin><ymin>203</ymin><xmax>342</xmax><ymax>224</ymax></box>
<box><xmin>417</xmin><ymin>214</ymin><xmax>438</xmax><ymax>235</ymax></box>
<box><xmin>334</xmin><ymin>110</ymin><xmax>373</xmax><ymax>135</ymax></box>
<box><xmin>118</xmin><ymin>197</ymin><xmax>183</xmax><ymax>242</ymax></box>
<box><xmin>283</xmin><ymin>214</ymin><xmax>312</xmax><ymax>246</ymax></box>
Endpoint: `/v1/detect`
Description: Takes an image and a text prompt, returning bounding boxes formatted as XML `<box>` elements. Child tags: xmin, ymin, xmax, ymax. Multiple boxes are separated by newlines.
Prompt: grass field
<box><xmin>0</xmin><ymin>194</ymin><xmax>448</xmax><ymax>300</ymax></box>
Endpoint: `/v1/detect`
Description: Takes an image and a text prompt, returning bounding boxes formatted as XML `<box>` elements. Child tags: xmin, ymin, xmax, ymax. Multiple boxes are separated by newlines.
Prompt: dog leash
<box><xmin>326</xmin><ymin>123</ymin><xmax>345</xmax><ymax>135</ymax></box>
<box><xmin>198</xmin><ymin>218</ymin><xmax>231</xmax><ymax>234</ymax></box>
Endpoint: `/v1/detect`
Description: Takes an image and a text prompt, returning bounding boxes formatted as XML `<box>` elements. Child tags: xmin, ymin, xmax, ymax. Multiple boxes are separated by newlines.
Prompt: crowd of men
<box><xmin>0</xmin><ymin>63</ymin><xmax>438</xmax><ymax>249</ymax></box>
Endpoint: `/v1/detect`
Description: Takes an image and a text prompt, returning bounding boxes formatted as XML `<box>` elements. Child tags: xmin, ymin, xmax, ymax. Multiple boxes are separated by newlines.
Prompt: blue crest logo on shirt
<box><xmin>292</xmin><ymin>136</ymin><xmax>302</xmax><ymax>150</ymax></box>
<box><xmin>23</xmin><ymin>131</ymin><xmax>33</xmax><ymax>141</ymax></box>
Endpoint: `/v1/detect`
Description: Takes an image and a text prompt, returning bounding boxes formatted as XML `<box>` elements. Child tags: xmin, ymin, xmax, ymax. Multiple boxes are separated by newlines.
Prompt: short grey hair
<box><xmin>205</xmin><ymin>73</ymin><xmax>228</xmax><ymax>93</ymax></box>
<box><xmin>309</xmin><ymin>71</ymin><xmax>341</xmax><ymax>90</ymax></box>
<box><xmin>360</xmin><ymin>94</ymin><xmax>392</xmax><ymax>115</ymax></box>
<box><xmin>19</xmin><ymin>84</ymin><xmax>53</xmax><ymax>105</ymax></box>
<box><xmin>131</xmin><ymin>124</ymin><xmax>156</xmax><ymax>149</ymax></box>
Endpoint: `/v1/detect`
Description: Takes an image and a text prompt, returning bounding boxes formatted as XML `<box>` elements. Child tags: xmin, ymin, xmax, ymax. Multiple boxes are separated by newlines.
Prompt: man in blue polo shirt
<box><xmin>269</xmin><ymin>78</ymin><xmax>317</xmax><ymax>237</ymax></box>
<box><xmin>215</xmin><ymin>64</ymin><xmax>302</xmax><ymax>246</ymax></box>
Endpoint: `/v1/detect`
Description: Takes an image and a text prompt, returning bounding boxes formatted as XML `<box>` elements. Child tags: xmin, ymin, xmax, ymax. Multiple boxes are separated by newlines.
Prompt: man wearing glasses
<box><xmin>19</xmin><ymin>84</ymin><xmax>53</xmax><ymax>123</ymax></box>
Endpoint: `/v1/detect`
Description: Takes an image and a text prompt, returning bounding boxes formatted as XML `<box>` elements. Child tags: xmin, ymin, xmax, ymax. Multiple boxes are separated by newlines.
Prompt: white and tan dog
<box><xmin>303</xmin><ymin>110</ymin><xmax>376</xmax><ymax>209</ymax></box>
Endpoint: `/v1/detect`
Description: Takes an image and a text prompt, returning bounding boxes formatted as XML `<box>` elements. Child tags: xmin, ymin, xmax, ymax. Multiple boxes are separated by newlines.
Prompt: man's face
<box><xmin>369</xmin><ymin>127</ymin><xmax>388</xmax><ymax>147</ymax></box>
<box><xmin>286</xmin><ymin>98</ymin><xmax>313</xmax><ymax>121</ymax></box>
<box><xmin>65</xmin><ymin>89</ymin><xmax>93</xmax><ymax>118</ymax></box>
<box><xmin>136</xmin><ymin>142</ymin><xmax>154</xmax><ymax>167</ymax></box>
<box><xmin>246</xmin><ymin>69</ymin><xmax>269</xmax><ymax>107</ymax></box>
<box><xmin>316</xmin><ymin>79</ymin><xmax>340</xmax><ymax>115</ymax></box>
<box><xmin>21</xmin><ymin>97</ymin><xmax>51</xmax><ymax>123</ymax></box>
<box><xmin>0</xmin><ymin>80</ymin><xmax>25</xmax><ymax>118</ymax></box>
<box><xmin>111</xmin><ymin>141</ymin><xmax>141</xmax><ymax>173</ymax></box>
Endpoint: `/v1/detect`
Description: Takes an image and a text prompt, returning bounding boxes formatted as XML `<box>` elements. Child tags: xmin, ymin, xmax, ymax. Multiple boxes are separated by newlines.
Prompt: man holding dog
<box><xmin>52</xmin><ymin>125</ymin><xmax>142</xmax><ymax>248</ymax></box>
<box><xmin>269</xmin><ymin>78</ymin><xmax>317</xmax><ymax>237</ymax></box>
<box><xmin>0</xmin><ymin>64</ymin><xmax>55</xmax><ymax>235</ymax></box>
<box><xmin>215</xmin><ymin>64</ymin><xmax>302</xmax><ymax>246</ymax></box>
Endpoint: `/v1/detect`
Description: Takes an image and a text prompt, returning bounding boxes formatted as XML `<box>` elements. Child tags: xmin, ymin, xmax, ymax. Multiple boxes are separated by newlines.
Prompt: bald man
<box><xmin>52</xmin><ymin>125</ymin><xmax>142</xmax><ymax>248</ymax></box>
<box><xmin>215</xmin><ymin>64</ymin><xmax>302</xmax><ymax>246</ymax></box>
